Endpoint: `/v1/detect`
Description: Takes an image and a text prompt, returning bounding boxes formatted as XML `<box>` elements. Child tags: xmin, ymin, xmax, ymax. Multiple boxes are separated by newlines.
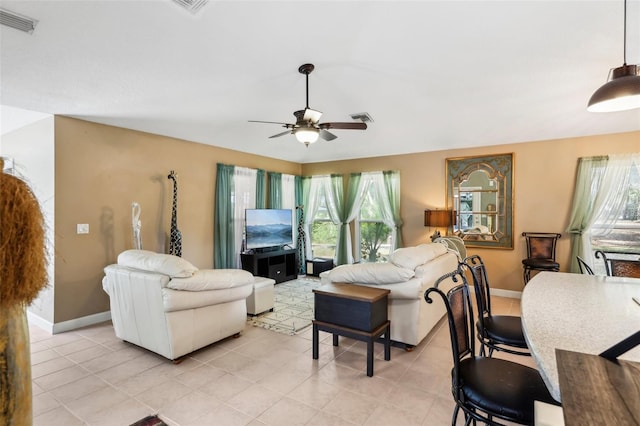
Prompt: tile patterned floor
<box><xmin>30</xmin><ymin>295</ymin><xmax>533</xmax><ymax>425</ymax></box>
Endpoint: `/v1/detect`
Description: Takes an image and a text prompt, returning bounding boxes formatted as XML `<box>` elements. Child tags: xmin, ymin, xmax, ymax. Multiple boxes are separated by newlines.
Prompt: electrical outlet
<box><xmin>77</xmin><ymin>224</ymin><xmax>89</xmax><ymax>234</ymax></box>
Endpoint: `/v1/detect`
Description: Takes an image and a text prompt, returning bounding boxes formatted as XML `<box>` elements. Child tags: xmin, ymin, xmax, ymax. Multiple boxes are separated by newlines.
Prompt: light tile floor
<box><xmin>30</xmin><ymin>295</ymin><xmax>534</xmax><ymax>426</ymax></box>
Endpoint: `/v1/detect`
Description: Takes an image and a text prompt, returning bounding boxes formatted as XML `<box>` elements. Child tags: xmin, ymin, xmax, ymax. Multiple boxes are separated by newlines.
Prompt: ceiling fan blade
<box><xmin>303</xmin><ymin>108</ymin><xmax>322</xmax><ymax>124</ymax></box>
<box><xmin>249</xmin><ymin>120</ymin><xmax>293</xmax><ymax>126</ymax></box>
<box><xmin>319</xmin><ymin>129</ymin><xmax>337</xmax><ymax>141</ymax></box>
<box><xmin>319</xmin><ymin>122</ymin><xmax>367</xmax><ymax>130</ymax></box>
<box><xmin>269</xmin><ymin>130</ymin><xmax>293</xmax><ymax>138</ymax></box>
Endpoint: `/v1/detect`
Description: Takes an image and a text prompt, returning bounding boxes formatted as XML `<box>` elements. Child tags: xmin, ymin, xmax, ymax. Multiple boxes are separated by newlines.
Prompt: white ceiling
<box><xmin>1</xmin><ymin>0</ymin><xmax>639</xmax><ymax>163</ymax></box>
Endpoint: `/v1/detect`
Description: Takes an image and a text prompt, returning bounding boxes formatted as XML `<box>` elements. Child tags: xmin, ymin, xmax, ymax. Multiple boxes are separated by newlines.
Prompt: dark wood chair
<box><xmin>425</xmin><ymin>270</ymin><xmax>559</xmax><ymax>425</ymax></box>
<box><xmin>522</xmin><ymin>232</ymin><xmax>561</xmax><ymax>284</ymax></box>
<box><xmin>463</xmin><ymin>255</ymin><xmax>530</xmax><ymax>357</ymax></box>
<box><xmin>594</xmin><ymin>250</ymin><xmax>640</xmax><ymax>278</ymax></box>
<box><xmin>576</xmin><ymin>256</ymin><xmax>595</xmax><ymax>275</ymax></box>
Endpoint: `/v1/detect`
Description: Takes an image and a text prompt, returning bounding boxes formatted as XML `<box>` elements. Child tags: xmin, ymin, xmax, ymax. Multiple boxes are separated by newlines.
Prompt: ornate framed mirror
<box><xmin>446</xmin><ymin>153</ymin><xmax>514</xmax><ymax>249</ymax></box>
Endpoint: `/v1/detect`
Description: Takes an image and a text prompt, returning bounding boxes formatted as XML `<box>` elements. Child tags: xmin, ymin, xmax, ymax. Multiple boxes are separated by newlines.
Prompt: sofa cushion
<box><xmin>389</xmin><ymin>243</ymin><xmax>447</xmax><ymax>270</ymax></box>
<box><xmin>117</xmin><ymin>249</ymin><xmax>198</xmax><ymax>278</ymax></box>
<box><xmin>162</xmin><ymin>284</ymin><xmax>253</xmax><ymax>312</ymax></box>
<box><xmin>328</xmin><ymin>263</ymin><xmax>415</xmax><ymax>284</ymax></box>
<box><xmin>167</xmin><ymin>269</ymin><xmax>254</xmax><ymax>291</ymax></box>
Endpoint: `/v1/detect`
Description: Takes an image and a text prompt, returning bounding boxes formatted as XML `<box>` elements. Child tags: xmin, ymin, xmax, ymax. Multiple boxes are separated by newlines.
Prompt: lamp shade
<box><xmin>588</xmin><ymin>64</ymin><xmax>640</xmax><ymax>112</ymax></box>
<box><xmin>424</xmin><ymin>210</ymin><xmax>455</xmax><ymax>228</ymax></box>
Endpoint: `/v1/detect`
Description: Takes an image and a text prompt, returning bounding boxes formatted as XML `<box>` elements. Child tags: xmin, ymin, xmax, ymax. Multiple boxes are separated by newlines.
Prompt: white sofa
<box><xmin>321</xmin><ymin>243</ymin><xmax>459</xmax><ymax>348</ymax></box>
<box><xmin>102</xmin><ymin>250</ymin><xmax>254</xmax><ymax>360</ymax></box>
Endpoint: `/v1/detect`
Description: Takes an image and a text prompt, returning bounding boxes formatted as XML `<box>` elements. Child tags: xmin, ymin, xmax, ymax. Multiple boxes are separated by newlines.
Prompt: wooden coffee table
<box><xmin>312</xmin><ymin>283</ymin><xmax>390</xmax><ymax>377</ymax></box>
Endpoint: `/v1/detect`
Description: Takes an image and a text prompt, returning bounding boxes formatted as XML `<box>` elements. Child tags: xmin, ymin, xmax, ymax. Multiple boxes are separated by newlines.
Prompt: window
<box><xmin>590</xmin><ymin>163</ymin><xmax>640</xmax><ymax>252</ymax></box>
<box><xmin>310</xmin><ymin>192</ymin><xmax>337</xmax><ymax>258</ymax></box>
<box><xmin>567</xmin><ymin>153</ymin><xmax>640</xmax><ymax>274</ymax></box>
<box><xmin>356</xmin><ymin>189</ymin><xmax>392</xmax><ymax>263</ymax></box>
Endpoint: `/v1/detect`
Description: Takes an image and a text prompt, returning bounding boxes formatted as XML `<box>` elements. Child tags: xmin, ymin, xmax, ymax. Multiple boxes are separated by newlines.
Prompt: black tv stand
<box><xmin>254</xmin><ymin>246</ymin><xmax>282</xmax><ymax>254</ymax></box>
<box><xmin>241</xmin><ymin>248</ymin><xmax>297</xmax><ymax>283</ymax></box>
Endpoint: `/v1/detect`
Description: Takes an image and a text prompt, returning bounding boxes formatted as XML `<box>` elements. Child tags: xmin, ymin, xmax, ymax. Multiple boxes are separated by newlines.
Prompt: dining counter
<box><xmin>521</xmin><ymin>271</ymin><xmax>640</xmax><ymax>402</ymax></box>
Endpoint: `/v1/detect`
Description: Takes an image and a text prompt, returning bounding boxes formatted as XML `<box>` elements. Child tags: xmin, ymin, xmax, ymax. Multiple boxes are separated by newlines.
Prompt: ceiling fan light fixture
<box><xmin>294</xmin><ymin>127</ymin><xmax>319</xmax><ymax>146</ymax></box>
<box><xmin>587</xmin><ymin>64</ymin><xmax>640</xmax><ymax>112</ymax></box>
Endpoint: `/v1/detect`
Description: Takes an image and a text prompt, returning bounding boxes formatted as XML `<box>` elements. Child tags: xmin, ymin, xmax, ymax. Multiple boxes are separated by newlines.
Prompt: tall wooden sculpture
<box><xmin>296</xmin><ymin>205</ymin><xmax>307</xmax><ymax>275</ymax></box>
<box><xmin>0</xmin><ymin>159</ymin><xmax>48</xmax><ymax>425</ymax></box>
<box><xmin>167</xmin><ymin>170</ymin><xmax>182</xmax><ymax>257</ymax></box>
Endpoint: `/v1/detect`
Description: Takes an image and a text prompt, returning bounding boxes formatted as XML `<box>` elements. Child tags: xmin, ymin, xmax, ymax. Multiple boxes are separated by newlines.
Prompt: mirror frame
<box><xmin>446</xmin><ymin>153</ymin><xmax>514</xmax><ymax>249</ymax></box>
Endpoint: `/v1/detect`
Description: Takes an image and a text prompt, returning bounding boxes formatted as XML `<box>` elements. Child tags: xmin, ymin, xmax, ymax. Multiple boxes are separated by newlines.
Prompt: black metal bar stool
<box><xmin>522</xmin><ymin>232</ymin><xmax>561</xmax><ymax>284</ymax></box>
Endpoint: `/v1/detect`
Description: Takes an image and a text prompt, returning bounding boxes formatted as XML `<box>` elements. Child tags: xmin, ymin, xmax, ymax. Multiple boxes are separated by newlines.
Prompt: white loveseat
<box><xmin>102</xmin><ymin>250</ymin><xmax>254</xmax><ymax>360</ymax></box>
<box><xmin>321</xmin><ymin>243</ymin><xmax>459</xmax><ymax>348</ymax></box>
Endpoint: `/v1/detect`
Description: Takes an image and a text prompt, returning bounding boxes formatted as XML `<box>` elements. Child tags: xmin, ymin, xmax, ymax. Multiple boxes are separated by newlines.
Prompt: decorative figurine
<box><xmin>167</xmin><ymin>170</ymin><xmax>182</xmax><ymax>257</ymax></box>
<box><xmin>132</xmin><ymin>202</ymin><xmax>142</xmax><ymax>249</ymax></box>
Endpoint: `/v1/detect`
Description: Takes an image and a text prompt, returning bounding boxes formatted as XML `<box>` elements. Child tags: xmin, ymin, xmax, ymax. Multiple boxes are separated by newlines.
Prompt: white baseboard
<box><xmin>27</xmin><ymin>310</ymin><xmax>111</xmax><ymax>334</ymax></box>
<box><xmin>490</xmin><ymin>288</ymin><xmax>522</xmax><ymax>299</ymax></box>
<box><xmin>467</xmin><ymin>286</ymin><xmax>522</xmax><ymax>299</ymax></box>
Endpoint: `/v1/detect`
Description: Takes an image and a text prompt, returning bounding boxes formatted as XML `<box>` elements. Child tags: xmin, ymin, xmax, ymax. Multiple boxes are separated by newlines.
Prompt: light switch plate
<box><xmin>77</xmin><ymin>224</ymin><xmax>89</xmax><ymax>234</ymax></box>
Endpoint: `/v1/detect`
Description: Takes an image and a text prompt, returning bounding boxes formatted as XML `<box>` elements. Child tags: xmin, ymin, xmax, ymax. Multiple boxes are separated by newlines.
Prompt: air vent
<box><xmin>0</xmin><ymin>8</ymin><xmax>38</xmax><ymax>34</ymax></box>
<box><xmin>350</xmin><ymin>112</ymin><xmax>374</xmax><ymax>123</ymax></box>
<box><xmin>172</xmin><ymin>0</ymin><xmax>208</xmax><ymax>13</ymax></box>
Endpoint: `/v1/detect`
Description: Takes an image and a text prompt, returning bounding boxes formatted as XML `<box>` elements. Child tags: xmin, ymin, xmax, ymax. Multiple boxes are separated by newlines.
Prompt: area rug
<box><xmin>129</xmin><ymin>414</ymin><xmax>167</xmax><ymax>426</ymax></box>
<box><xmin>247</xmin><ymin>276</ymin><xmax>321</xmax><ymax>335</ymax></box>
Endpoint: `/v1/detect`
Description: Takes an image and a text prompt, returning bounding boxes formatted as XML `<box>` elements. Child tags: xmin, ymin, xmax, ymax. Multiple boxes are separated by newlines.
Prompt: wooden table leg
<box><xmin>312</xmin><ymin>323</ymin><xmax>319</xmax><ymax>360</ymax></box>
<box><xmin>366</xmin><ymin>339</ymin><xmax>374</xmax><ymax>377</ymax></box>
<box><xmin>384</xmin><ymin>322</ymin><xmax>391</xmax><ymax>361</ymax></box>
<box><xmin>333</xmin><ymin>333</ymin><xmax>339</xmax><ymax>346</ymax></box>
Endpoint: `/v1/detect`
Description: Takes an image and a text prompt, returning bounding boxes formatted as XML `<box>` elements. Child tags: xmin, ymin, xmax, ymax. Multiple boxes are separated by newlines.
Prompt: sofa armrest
<box><xmin>415</xmin><ymin>251</ymin><xmax>460</xmax><ymax>291</ymax></box>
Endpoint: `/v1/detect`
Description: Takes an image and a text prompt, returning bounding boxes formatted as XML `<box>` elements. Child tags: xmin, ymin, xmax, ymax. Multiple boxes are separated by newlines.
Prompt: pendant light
<box><xmin>587</xmin><ymin>0</ymin><xmax>640</xmax><ymax>112</ymax></box>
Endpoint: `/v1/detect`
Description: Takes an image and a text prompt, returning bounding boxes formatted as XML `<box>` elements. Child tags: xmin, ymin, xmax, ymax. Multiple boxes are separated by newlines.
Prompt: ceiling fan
<box><xmin>249</xmin><ymin>63</ymin><xmax>367</xmax><ymax>146</ymax></box>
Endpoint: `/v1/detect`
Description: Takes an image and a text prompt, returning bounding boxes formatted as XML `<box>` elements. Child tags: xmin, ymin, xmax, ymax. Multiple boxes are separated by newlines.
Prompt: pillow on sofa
<box><xmin>328</xmin><ymin>263</ymin><xmax>415</xmax><ymax>284</ymax></box>
<box><xmin>389</xmin><ymin>243</ymin><xmax>447</xmax><ymax>270</ymax></box>
<box><xmin>117</xmin><ymin>250</ymin><xmax>198</xmax><ymax>278</ymax></box>
<box><xmin>168</xmin><ymin>269</ymin><xmax>255</xmax><ymax>291</ymax></box>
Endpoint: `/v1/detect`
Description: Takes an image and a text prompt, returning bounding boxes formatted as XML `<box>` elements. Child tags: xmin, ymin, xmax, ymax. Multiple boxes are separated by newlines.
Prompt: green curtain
<box><xmin>383</xmin><ymin>170</ymin><xmax>404</xmax><ymax>249</ymax></box>
<box><xmin>214</xmin><ymin>163</ymin><xmax>235</xmax><ymax>268</ymax></box>
<box><xmin>343</xmin><ymin>173</ymin><xmax>362</xmax><ymax>263</ymax></box>
<box><xmin>565</xmin><ymin>156</ymin><xmax>608</xmax><ymax>273</ymax></box>
<box><xmin>256</xmin><ymin>169</ymin><xmax>266</xmax><ymax>208</ymax></box>
<box><xmin>328</xmin><ymin>174</ymin><xmax>351</xmax><ymax>265</ymax></box>
<box><xmin>268</xmin><ymin>172</ymin><xmax>282</xmax><ymax>208</ymax></box>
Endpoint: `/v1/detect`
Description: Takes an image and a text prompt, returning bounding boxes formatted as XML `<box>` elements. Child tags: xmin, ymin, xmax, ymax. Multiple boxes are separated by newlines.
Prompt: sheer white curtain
<box><xmin>233</xmin><ymin>167</ymin><xmax>257</xmax><ymax>267</ymax></box>
<box><xmin>568</xmin><ymin>153</ymin><xmax>640</xmax><ymax>271</ymax></box>
<box><xmin>342</xmin><ymin>174</ymin><xmax>371</xmax><ymax>264</ymax></box>
<box><xmin>303</xmin><ymin>176</ymin><xmax>332</xmax><ymax>259</ymax></box>
<box><xmin>588</xmin><ymin>154</ymin><xmax>637</xmax><ymax>246</ymax></box>
<box><xmin>591</xmin><ymin>154</ymin><xmax>640</xmax><ymax>231</ymax></box>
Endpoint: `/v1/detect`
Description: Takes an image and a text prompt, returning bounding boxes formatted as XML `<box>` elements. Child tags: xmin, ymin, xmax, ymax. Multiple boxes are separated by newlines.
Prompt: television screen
<box><xmin>245</xmin><ymin>209</ymin><xmax>293</xmax><ymax>250</ymax></box>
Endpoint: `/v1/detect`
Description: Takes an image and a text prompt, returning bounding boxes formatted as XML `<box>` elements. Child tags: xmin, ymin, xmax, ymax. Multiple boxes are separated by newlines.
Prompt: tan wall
<box><xmin>54</xmin><ymin>116</ymin><xmax>301</xmax><ymax>323</ymax></box>
<box><xmin>302</xmin><ymin>131</ymin><xmax>640</xmax><ymax>293</ymax></box>
<box><xmin>51</xmin><ymin>116</ymin><xmax>639</xmax><ymax>322</ymax></box>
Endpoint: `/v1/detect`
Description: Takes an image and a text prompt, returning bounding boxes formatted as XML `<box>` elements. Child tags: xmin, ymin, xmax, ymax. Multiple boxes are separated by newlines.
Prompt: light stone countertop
<box><xmin>521</xmin><ymin>271</ymin><xmax>640</xmax><ymax>402</ymax></box>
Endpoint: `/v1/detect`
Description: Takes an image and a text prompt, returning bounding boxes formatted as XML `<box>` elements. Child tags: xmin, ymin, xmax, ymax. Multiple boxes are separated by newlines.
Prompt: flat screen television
<box><xmin>245</xmin><ymin>208</ymin><xmax>293</xmax><ymax>251</ymax></box>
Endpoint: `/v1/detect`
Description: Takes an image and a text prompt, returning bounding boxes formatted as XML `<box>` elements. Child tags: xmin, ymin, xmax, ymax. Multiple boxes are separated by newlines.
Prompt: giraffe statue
<box><xmin>296</xmin><ymin>205</ymin><xmax>306</xmax><ymax>274</ymax></box>
<box><xmin>167</xmin><ymin>170</ymin><xmax>182</xmax><ymax>257</ymax></box>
